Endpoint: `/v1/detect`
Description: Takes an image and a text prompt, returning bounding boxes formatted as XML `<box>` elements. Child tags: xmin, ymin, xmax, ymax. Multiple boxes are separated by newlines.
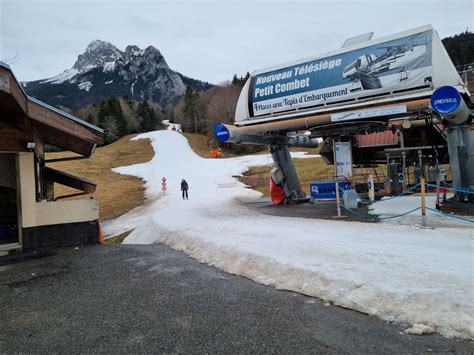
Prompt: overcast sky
<box><xmin>1</xmin><ymin>0</ymin><xmax>472</xmax><ymax>83</ymax></box>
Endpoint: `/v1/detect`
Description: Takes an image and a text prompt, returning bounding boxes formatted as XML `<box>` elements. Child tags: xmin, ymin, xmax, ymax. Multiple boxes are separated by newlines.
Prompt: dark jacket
<box><xmin>181</xmin><ymin>180</ymin><xmax>189</xmax><ymax>191</ymax></box>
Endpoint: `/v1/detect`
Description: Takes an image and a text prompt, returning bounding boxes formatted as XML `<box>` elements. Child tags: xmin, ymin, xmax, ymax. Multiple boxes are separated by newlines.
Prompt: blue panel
<box><xmin>310</xmin><ymin>182</ymin><xmax>353</xmax><ymax>199</ymax></box>
<box><xmin>250</xmin><ymin>30</ymin><xmax>433</xmax><ymax>116</ymax></box>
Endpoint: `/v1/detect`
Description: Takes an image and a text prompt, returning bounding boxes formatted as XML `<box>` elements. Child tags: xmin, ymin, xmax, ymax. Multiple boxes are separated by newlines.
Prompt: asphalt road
<box><xmin>1</xmin><ymin>244</ymin><xmax>472</xmax><ymax>353</ymax></box>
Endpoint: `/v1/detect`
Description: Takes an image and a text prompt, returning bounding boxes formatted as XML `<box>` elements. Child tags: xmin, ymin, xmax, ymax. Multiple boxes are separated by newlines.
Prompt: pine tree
<box><xmin>138</xmin><ymin>100</ymin><xmax>157</xmax><ymax>132</ymax></box>
<box><xmin>98</xmin><ymin>96</ymin><xmax>127</xmax><ymax>143</ymax></box>
<box><xmin>231</xmin><ymin>74</ymin><xmax>239</xmax><ymax>86</ymax></box>
<box><xmin>244</xmin><ymin>71</ymin><xmax>251</xmax><ymax>83</ymax></box>
<box><xmin>442</xmin><ymin>31</ymin><xmax>474</xmax><ymax>66</ymax></box>
<box><xmin>86</xmin><ymin>113</ymin><xmax>95</xmax><ymax>124</ymax></box>
<box><xmin>231</xmin><ymin>72</ymin><xmax>251</xmax><ymax>87</ymax></box>
<box><xmin>183</xmin><ymin>86</ymin><xmax>199</xmax><ymax>133</ymax></box>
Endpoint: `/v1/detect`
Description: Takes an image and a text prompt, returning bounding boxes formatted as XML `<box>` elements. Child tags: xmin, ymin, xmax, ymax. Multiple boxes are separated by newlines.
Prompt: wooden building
<box><xmin>0</xmin><ymin>62</ymin><xmax>104</xmax><ymax>253</ymax></box>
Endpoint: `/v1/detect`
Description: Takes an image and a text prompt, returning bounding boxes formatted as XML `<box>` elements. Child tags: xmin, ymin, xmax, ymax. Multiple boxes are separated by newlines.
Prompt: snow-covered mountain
<box><xmin>23</xmin><ymin>40</ymin><xmax>212</xmax><ymax>109</ymax></box>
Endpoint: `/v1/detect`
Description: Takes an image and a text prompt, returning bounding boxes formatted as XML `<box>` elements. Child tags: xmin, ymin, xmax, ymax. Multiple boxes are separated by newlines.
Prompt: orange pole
<box><xmin>98</xmin><ymin>220</ymin><xmax>105</xmax><ymax>244</ymax></box>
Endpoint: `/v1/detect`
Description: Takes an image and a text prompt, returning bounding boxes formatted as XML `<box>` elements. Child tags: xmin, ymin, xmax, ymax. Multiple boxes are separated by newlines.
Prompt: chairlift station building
<box><xmin>215</xmin><ymin>25</ymin><xmax>474</xmax><ymax>203</ymax></box>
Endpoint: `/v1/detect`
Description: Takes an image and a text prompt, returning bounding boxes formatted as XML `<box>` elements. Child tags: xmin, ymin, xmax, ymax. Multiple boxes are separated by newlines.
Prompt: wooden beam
<box><xmin>0</xmin><ymin>121</ymin><xmax>33</xmax><ymax>153</ymax></box>
<box><xmin>44</xmin><ymin>167</ymin><xmax>97</xmax><ymax>194</ymax></box>
<box><xmin>0</xmin><ymin>137</ymin><xmax>30</xmax><ymax>153</ymax></box>
<box><xmin>0</xmin><ymin>68</ymin><xmax>10</xmax><ymax>93</ymax></box>
<box><xmin>34</xmin><ymin>122</ymin><xmax>95</xmax><ymax>156</ymax></box>
<box><xmin>33</xmin><ymin>127</ymin><xmax>44</xmax><ymax>159</ymax></box>
<box><xmin>0</xmin><ymin>67</ymin><xmax>27</xmax><ymax>113</ymax></box>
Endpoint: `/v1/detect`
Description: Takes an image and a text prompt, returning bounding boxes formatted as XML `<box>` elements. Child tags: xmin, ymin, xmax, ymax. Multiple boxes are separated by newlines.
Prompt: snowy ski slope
<box><xmin>103</xmin><ymin>130</ymin><xmax>473</xmax><ymax>339</ymax></box>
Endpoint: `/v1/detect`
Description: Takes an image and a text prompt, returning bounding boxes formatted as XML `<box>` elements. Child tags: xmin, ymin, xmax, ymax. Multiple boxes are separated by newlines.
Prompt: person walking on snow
<box><xmin>181</xmin><ymin>179</ymin><xmax>189</xmax><ymax>200</ymax></box>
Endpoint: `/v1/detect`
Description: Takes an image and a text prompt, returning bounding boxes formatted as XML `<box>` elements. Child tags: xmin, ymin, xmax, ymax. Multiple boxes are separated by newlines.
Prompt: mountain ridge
<box><xmin>22</xmin><ymin>40</ymin><xmax>213</xmax><ymax>109</ymax></box>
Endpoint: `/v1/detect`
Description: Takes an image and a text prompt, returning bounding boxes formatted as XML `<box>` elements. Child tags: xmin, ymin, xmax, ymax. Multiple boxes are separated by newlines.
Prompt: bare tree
<box><xmin>1</xmin><ymin>52</ymin><xmax>20</xmax><ymax>65</ymax></box>
<box><xmin>102</xmin><ymin>115</ymin><xmax>120</xmax><ymax>144</ymax></box>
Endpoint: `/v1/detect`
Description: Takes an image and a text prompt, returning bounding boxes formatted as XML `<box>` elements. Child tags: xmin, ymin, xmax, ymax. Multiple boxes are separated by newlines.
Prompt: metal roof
<box><xmin>355</xmin><ymin>131</ymin><xmax>400</xmax><ymax>147</ymax></box>
<box><xmin>27</xmin><ymin>96</ymin><xmax>104</xmax><ymax>133</ymax></box>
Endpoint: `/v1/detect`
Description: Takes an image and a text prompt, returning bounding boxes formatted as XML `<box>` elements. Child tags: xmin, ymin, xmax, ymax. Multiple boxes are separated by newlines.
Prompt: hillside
<box><xmin>46</xmin><ymin>134</ymin><xmax>154</xmax><ymax>220</ymax></box>
<box><xmin>442</xmin><ymin>31</ymin><xmax>474</xmax><ymax>67</ymax></box>
<box><xmin>47</xmin><ymin>132</ymin><xmax>324</xmax><ymax>219</ymax></box>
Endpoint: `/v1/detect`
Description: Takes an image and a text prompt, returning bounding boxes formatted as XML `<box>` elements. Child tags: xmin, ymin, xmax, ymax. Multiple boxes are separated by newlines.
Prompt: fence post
<box><xmin>368</xmin><ymin>174</ymin><xmax>375</xmax><ymax>202</ymax></box>
<box><xmin>421</xmin><ymin>177</ymin><xmax>427</xmax><ymax>227</ymax></box>
<box><xmin>435</xmin><ymin>168</ymin><xmax>441</xmax><ymax>210</ymax></box>
<box><xmin>335</xmin><ymin>177</ymin><xmax>342</xmax><ymax>218</ymax></box>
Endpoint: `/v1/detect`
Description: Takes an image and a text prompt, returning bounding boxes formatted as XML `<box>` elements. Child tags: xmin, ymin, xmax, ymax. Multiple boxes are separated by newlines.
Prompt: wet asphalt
<box><xmin>0</xmin><ymin>244</ymin><xmax>472</xmax><ymax>354</ymax></box>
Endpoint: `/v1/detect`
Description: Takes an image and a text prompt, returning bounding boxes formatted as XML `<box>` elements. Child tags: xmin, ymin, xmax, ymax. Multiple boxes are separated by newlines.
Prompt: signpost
<box><xmin>421</xmin><ymin>177</ymin><xmax>427</xmax><ymax>227</ymax></box>
<box><xmin>335</xmin><ymin>141</ymin><xmax>353</xmax><ymax>178</ymax></box>
<box><xmin>333</xmin><ymin>139</ymin><xmax>351</xmax><ymax>219</ymax></box>
<box><xmin>161</xmin><ymin>177</ymin><xmax>167</xmax><ymax>194</ymax></box>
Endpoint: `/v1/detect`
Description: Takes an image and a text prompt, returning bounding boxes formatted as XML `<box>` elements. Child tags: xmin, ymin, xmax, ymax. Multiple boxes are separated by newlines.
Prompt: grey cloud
<box><xmin>1</xmin><ymin>0</ymin><xmax>472</xmax><ymax>83</ymax></box>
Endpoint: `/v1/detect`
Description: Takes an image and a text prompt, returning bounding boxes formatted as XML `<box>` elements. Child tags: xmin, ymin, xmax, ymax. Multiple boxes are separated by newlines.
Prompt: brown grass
<box><xmin>242</xmin><ymin>154</ymin><xmax>333</xmax><ymax>196</ymax></box>
<box><xmin>183</xmin><ymin>132</ymin><xmax>272</xmax><ymax>158</ymax></box>
<box><xmin>46</xmin><ymin>134</ymin><xmax>154</xmax><ymax>220</ymax></box>
<box><xmin>182</xmin><ymin>133</ymin><xmax>215</xmax><ymax>158</ymax></box>
<box><xmin>182</xmin><ymin>134</ymin><xmax>332</xmax><ymax>196</ymax></box>
<box><xmin>104</xmin><ymin>229</ymin><xmax>134</xmax><ymax>244</ymax></box>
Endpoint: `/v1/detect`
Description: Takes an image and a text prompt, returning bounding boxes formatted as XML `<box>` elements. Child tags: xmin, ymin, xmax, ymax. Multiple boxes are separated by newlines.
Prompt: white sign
<box><xmin>335</xmin><ymin>141</ymin><xmax>353</xmax><ymax>177</ymax></box>
<box><xmin>331</xmin><ymin>105</ymin><xmax>407</xmax><ymax>123</ymax></box>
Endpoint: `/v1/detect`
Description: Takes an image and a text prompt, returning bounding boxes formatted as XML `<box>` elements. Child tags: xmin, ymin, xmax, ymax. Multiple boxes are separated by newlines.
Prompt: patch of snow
<box><xmin>103</xmin><ymin>61</ymin><xmax>116</xmax><ymax>72</ymax></box>
<box><xmin>41</xmin><ymin>68</ymin><xmax>78</xmax><ymax>84</ymax></box>
<box><xmin>369</xmin><ymin>194</ymin><xmax>470</xmax><ymax>228</ymax></box>
<box><xmin>78</xmin><ymin>81</ymin><xmax>93</xmax><ymax>92</ymax></box>
<box><xmin>131</xmin><ymin>48</ymin><xmax>145</xmax><ymax>56</ymax></box>
<box><xmin>79</xmin><ymin>64</ymin><xmax>96</xmax><ymax>73</ymax></box>
<box><xmin>405</xmin><ymin>323</ymin><xmax>435</xmax><ymax>335</ymax></box>
<box><xmin>130</xmin><ymin>77</ymin><xmax>138</xmax><ymax>96</ymax></box>
<box><xmin>105</xmin><ymin>80</ymin><xmax>113</xmax><ymax>85</ymax></box>
<box><xmin>104</xmin><ymin>130</ymin><xmax>474</xmax><ymax>339</ymax></box>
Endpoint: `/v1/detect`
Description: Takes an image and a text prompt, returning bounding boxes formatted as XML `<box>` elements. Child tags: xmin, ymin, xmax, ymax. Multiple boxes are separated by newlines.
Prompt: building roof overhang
<box><xmin>0</xmin><ymin>62</ymin><xmax>103</xmax><ymax>156</ymax></box>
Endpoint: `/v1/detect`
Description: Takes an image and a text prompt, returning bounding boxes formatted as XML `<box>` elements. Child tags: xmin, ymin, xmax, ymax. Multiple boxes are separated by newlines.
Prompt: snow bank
<box><xmin>104</xmin><ymin>130</ymin><xmax>474</xmax><ymax>339</ymax></box>
<box><xmin>405</xmin><ymin>324</ymin><xmax>435</xmax><ymax>335</ymax></box>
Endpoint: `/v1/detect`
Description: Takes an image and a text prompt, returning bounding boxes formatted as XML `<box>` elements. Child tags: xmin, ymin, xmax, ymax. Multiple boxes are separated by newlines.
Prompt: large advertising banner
<box><xmin>251</xmin><ymin>30</ymin><xmax>432</xmax><ymax>117</ymax></box>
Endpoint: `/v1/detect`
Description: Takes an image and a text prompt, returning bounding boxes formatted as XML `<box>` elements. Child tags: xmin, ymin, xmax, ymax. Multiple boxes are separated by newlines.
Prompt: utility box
<box><xmin>388</xmin><ymin>162</ymin><xmax>403</xmax><ymax>195</ymax></box>
<box><xmin>343</xmin><ymin>189</ymin><xmax>359</xmax><ymax>209</ymax></box>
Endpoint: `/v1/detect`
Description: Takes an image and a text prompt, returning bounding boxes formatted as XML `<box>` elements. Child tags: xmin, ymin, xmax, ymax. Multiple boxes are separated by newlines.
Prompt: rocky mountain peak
<box><xmin>85</xmin><ymin>39</ymin><xmax>117</xmax><ymax>53</ymax></box>
<box><xmin>73</xmin><ymin>40</ymin><xmax>122</xmax><ymax>71</ymax></box>
<box><xmin>125</xmin><ymin>45</ymin><xmax>142</xmax><ymax>55</ymax></box>
<box><xmin>24</xmin><ymin>39</ymin><xmax>213</xmax><ymax>110</ymax></box>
